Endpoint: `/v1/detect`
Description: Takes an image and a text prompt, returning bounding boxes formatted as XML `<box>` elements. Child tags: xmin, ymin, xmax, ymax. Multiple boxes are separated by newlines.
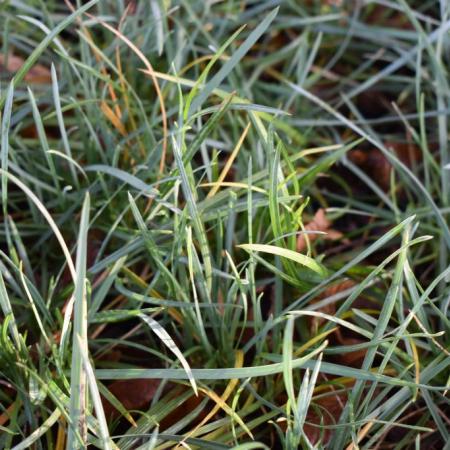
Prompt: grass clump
<box><xmin>0</xmin><ymin>1</ymin><xmax>449</xmax><ymax>448</ymax></box>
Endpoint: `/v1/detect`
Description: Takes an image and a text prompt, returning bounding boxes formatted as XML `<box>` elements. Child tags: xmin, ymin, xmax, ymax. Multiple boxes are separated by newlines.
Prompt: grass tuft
<box><xmin>0</xmin><ymin>1</ymin><xmax>449</xmax><ymax>448</ymax></box>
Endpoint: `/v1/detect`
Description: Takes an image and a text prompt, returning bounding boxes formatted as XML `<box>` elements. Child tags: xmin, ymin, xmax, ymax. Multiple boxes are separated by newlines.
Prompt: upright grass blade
<box><xmin>172</xmin><ymin>135</ymin><xmax>213</xmax><ymax>292</ymax></box>
<box><xmin>185</xmin><ymin>226</ymin><xmax>212</xmax><ymax>354</ymax></box>
<box><xmin>0</xmin><ymin>82</ymin><xmax>14</xmax><ymax>273</ymax></box>
<box><xmin>0</xmin><ymin>270</ymin><xmax>21</xmax><ymax>350</ymax></box>
<box><xmin>67</xmin><ymin>193</ymin><xmax>90</xmax><ymax>450</ymax></box>
<box><xmin>207</xmin><ymin>122</ymin><xmax>251</xmax><ymax>198</ymax></box>
<box><xmin>78</xmin><ymin>335</ymin><xmax>113</xmax><ymax>450</ymax></box>
<box><xmin>185</xmin><ymin>26</ymin><xmax>245</xmax><ymax>118</ymax></box>
<box><xmin>190</xmin><ymin>7</ymin><xmax>279</xmax><ymax>112</ymax></box>
<box><xmin>51</xmin><ymin>64</ymin><xmax>79</xmax><ymax>189</ymax></box>
<box><xmin>1</xmin><ymin>81</ymin><xmax>13</xmax><ymax>217</ymax></box>
<box><xmin>282</xmin><ymin>316</ymin><xmax>296</xmax><ymax>419</ymax></box>
<box><xmin>355</xmin><ymin>224</ymin><xmax>411</xmax><ymax>402</ymax></box>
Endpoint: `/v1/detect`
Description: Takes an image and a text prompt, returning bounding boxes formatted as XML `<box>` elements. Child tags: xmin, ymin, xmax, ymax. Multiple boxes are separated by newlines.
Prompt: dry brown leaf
<box><xmin>304</xmin><ymin>391</ymin><xmax>346</xmax><ymax>445</ymax></box>
<box><xmin>0</xmin><ymin>400</ymin><xmax>16</xmax><ymax>427</ymax></box>
<box><xmin>297</xmin><ymin>208</ymin><xmax>343</xmax><ymax>252</ymax></box>
<box><xmin>102</xmin><ymin>378</ymin><xmax>160</xmax><ymax>420</ymax></box>
<box><xmin>334</xmin><ymin>335</ymin><xmax>367</xmax><ymax>367</ymax></box>
<box><xmin>160</xmin><ymin>390</ymin><xmax>209</xmax><ymax>430</ymax></box>
<box><xmin>0</xmin><ymin>53</ymin><xmax>51</xmax><ymax>84</ymax></box>
<box><xmin>365</xmin><ymin>5</ymin><xmax>413</xmax><ymax>30</ymax></box>
<box><xmin>349</xmin><ymin>142</ymin><xmax>421</xmax><ymax>191</ymax></box>
<box><xmin>276</xmin><ymin>388</ymin><xmax>346</xmax><ymax>446</ymax></box>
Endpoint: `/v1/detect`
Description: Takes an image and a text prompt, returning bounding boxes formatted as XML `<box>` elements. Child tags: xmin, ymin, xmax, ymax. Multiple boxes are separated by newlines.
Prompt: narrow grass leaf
<box><xmin>0</xmin><ymin>0</ymin><xmax>100</xmax><ymax>108</ymax></box>
<box><xmin>78</xmin><ymin>335</ymin><xmax>113</xmax><ymax>450</ymax></box>
<box><xmin>67</xmin><ymin>193</ymin><xmax>90</xmax><ymax>450</ymax></box>
<box><xmin>139</xmin><ymin>314</ymin><xmax>198</xmax><ymax>395</ymax></box>
<box><xmin>190</xmin><ymin>7</ymin><xmax>279</xmax><ymax>111</ymax></box>
<box><xmin>11</xmin><ymin>409</ymin><xmax>61</xmax><ymax>450</ymax></box>
<box><xmin>51</xmin><ymin>64</ymin><xmax>79</xmax><ymax>188</ymax></box>
<box><xmin>0</xmin><ymin>170</ymin><xmax>76</xmax><ymax>279</ymax></box>
<box><xmin>1</xmin><ymin>82</ymin><xmax>14</xmax><ymax>214</ymax></box>
<box><xmin>86</xmin><ymin>165</ymin><xmax>158</xmax><ymax>196</ymax></box>
<box><xmin>237</xmin><ymin>243</ymin><xmax>328</xmax><ymax>277</ymax></box>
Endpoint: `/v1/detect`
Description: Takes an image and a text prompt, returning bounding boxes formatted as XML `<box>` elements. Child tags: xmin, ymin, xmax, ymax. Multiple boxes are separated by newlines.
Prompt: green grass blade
<box><xmin>0</xmin><ymin>0</ymin><xmax>100</xmax><ymax>109</ymax></box>
<box><xmin>237</xmin><ymin>243</ymin><xmax>328</xmax><ymax>277</ymax></box>
<box><xmin>67</xmin><ymin>193</ymin><xmax>90</xmax><ymax>450</ymax></box>
<box><xmin>190</xmin><ymin>7</ymin><xmax>279</xmax><ymax>112</ymax></box>
<box><xmin>139</xmin><ymin>314</ymin><xmax>198</xmax><ymax>396</ymax></box>
<box><xmin>78</xmin><ymin>335</ymin><xmax>113</xmax><ymax>450</ymax></box>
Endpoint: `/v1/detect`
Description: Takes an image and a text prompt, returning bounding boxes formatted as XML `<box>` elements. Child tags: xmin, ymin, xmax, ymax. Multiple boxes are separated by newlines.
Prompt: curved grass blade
<box><xmin>237</xmin><ymin>243</ymin><xmax>328</xmax><ymax>277</ymax></box>
<box><xmin>139</xmin><ymin>314</ymin><xmax>198</xmax><ymax>396</ymax></box>
<box><xmin>85</xmin><ymin>165</ymin><xmax>158</xmax><ymax>196</ymax></box>
<box><xmin>0</xmin><ymin>170</ymin><xmax>75</xmax><ymax>279</ymax></box>
<box><xmin>11</xmin><ymin>409</ymin><xmax>61</xmax><ymax>450</ymax></box>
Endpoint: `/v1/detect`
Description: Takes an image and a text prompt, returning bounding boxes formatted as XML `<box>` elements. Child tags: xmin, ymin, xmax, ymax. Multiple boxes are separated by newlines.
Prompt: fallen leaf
<box><xmin>275</xmin><ymin>387</ymin><xmax>346</xmax><ymax>446</ymax></box>
<box><xmin>333</xmin><ymin>335</ymin><xmax>367</xmax><ymax>367</ymax></box>
<box><xmin>297</xmin><ymin>209</ymin><xmax>343</xmax><ymax>252</ymax></box>
<box><xmin>304</xmin><ymin>391</ymin><xmax>346</xmax><ymax>445</ymax></box>
<box><xmin>160</xmin><ymin>389</ymin><xmax>209</xmax><ymax>429</ymax></box>
<box><xmin>0</xmin><ymin>53</ymin><xmax>51</xmax><ymax>84</ymax></box>
<box><xmin>349</xmin><ymin>142</ymin><xmax>421</xmax><ymax>191</ymax></box>
<box><xmin>102</xmin><ymin>378</ymin><xmax>160</xmax><ymax>420</ymax></box>
<box><xmin>365</xmin><ymin>5</ymin><xmax>413</xmax><ymax>29</ymax></box>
